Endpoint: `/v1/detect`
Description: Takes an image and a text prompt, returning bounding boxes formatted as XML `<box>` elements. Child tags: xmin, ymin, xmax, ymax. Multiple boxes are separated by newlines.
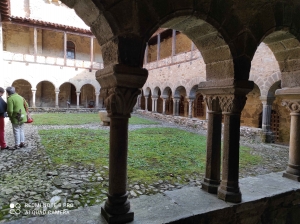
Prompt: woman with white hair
<box><xmin>6</xmin><ymin>86</ymin><xmax>28</xmax><ymax>149</ymax></box>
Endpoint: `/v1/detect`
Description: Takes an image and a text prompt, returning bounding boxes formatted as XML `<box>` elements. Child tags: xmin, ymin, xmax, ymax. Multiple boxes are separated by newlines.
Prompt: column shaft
<box><xmin>283</xmin><ymin>112</ymin><xmax>300</xmax><ymax>181</ymax></box>
<box><xmin>32</xmin><ymin>90</ymin><xmax>36</xmax><ymax>108</ymax></box>
<box><xmin>95</xmin><ymin>93</ymin><xmax>99</xmax><ymax>108</ymax></box>
<box><xmin>55</xmin><ymin>91</ymin><xmax>59</xmax><ymax>108</ymax></box>
<box><xmin>188</xmin><ymin>100</ymin><xmax>193</xmax><ymax>118</ymax></box>
<box><xmin>145</xmin><ymin>97</ymin><xmax>148</xmax><ymax>111</ymax></box>
<box><xmin>162</xmin><ymin>99</ymin><xmax>166</xmax><ymax>115</ymax></box>
<box><xmin>202</xmin><ymin>110</ymin><xmax>222</xmax><ymax>193</ymax></box>
<box><xmin>76</xmin><ymin>92</ymin><xmax>80</xmax><ymax>109</ymax></box>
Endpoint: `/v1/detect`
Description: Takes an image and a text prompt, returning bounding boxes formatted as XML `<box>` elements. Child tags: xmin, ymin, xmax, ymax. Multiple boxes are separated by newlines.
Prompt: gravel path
<box><xmin>0</xmin><ymin>115</ymin><xmax>289</xmax><ymax>222</ymax></box>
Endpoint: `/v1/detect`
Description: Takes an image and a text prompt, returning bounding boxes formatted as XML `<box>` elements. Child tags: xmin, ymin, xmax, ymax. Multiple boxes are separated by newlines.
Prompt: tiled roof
<box><xmin>0</xmin><ymin>0</ymin><xmax>92</xmax><ymax>35</ymax></box>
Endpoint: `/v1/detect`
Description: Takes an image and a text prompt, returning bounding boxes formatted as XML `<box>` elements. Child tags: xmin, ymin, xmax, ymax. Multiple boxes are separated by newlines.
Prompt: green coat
<box><xmin>7</xmin><ymin>93</ymin><xmax>28</xmax><ymax>124</ymax></box>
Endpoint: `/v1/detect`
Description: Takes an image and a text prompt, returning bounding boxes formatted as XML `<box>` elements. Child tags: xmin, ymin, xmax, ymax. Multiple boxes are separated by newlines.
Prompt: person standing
<box><xmin>0</xmin><ymin>87</ymin><xmax>10</xmax><ymax>150</ymax></box>
<box><xmin>6</xmin><ymin>87</ymin><xmax>27</xmax><ymax>149</ymax></box>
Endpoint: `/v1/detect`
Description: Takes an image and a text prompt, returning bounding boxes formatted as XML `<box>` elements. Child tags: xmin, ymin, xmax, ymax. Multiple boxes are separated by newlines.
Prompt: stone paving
<box><xmin>0</xmin><ymin>114</ymin><xmax>289</xmax><ymax>222</ymax></box>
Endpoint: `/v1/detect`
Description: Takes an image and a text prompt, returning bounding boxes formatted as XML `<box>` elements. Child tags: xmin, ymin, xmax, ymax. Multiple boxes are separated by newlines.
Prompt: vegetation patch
<box><xmin>39</xmin><ymin>127</ymin><xmax>261</xmax><ymax>184</ymax></box>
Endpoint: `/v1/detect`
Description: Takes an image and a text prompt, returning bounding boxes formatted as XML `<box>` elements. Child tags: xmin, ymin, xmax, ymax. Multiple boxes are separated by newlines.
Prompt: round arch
<box><xmin>59</xmin><ymin>82</ymin><xmax>77</xmax><ymax>108</ymax></box>
<box><xmin>11</xmin><ymin>79</ymin><xmax>32</xmax><ymax>106</ymax></box>
<box><xmin>36</xmin><ymin>81</ymin><xmax>56</xmax><ymax>107</ymax></box>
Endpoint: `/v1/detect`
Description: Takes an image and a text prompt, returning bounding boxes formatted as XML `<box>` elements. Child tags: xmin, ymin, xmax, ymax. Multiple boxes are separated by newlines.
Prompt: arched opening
<box><xmin>12</xmin><ymin>79</ymin><xmax>32</xmax><ymax>106</ymax></box>
<box><xmin>153</xmin><ymin>87</ymin><xmax>162</xmax><ymax>113</ymax></box>
<box><xmin>36</xmin><ymin>81</ymin><xmax>56</xmax><ymax>107</ymax></box>
<box><xmin>59</xmin><ymin>82</ymin><xmax>77</xmax><ymax>108</ymax></box>
<box><xmin>194</xmin><ymin>93</ymin><xmax>205</xmax><ymax>118</ymax></box>
<box><xmin>174</xmin><ymin>86</ymin><xmax>187</xmax><ymax>117</ymax></box>
<box><xmin>80</xmin><ymin>84</ymin><xmax>95</xmax><ymax>108</ymax></box>
<box><xmin>163</xmin><ymin>87</ymin><xmax>173</xmax><ymax>115</ymax></box>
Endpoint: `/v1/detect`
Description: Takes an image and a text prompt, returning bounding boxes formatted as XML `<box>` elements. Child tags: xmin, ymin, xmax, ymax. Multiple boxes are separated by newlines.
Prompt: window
<box><xmin>67</xmin><ymin>41</ymin><xmax>75</xmax><ymax>59</ymax></box>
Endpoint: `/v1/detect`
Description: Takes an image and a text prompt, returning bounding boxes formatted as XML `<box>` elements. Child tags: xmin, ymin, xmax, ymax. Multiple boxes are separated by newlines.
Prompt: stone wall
<box><xmin>3</xmin><ymin>23</ymin><xmax>103</xmax><ymax>61</ymax></box>
<box><xmin>136</xmin><ymin>110</ymin><xmax>263</xmax><ymax>143</ymax></box>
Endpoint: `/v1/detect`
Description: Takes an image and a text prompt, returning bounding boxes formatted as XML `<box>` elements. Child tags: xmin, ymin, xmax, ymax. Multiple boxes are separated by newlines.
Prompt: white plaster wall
<box><xmin>2</xmin><ymin>61</ymin><xmax>100</xmax><ymax>92</ymax></box>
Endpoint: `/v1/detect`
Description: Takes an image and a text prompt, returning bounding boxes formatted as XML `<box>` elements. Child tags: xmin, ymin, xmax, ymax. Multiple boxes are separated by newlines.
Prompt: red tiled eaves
<box><xmin>0</xmin><ymin>0</ymin><xmax>10</xmax><ymax>21</ymax></box>
<box><xmin>8</xmin><ymin>16</ymin><xmax>93</xmax><ymax>35</ymax></box>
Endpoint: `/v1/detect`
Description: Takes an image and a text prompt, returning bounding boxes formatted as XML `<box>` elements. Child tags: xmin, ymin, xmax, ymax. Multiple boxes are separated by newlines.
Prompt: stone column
<box><xmin>153</xmin><ymin>97</ymin><xmax>158</xmax><ymax>112</ymax></box>
<box><xmin>201</xmin><ymin>96</ymin><xmax>222</xmax><ymax>193</ymax></box>
<box><xmin>217</xmin><ymin>95</ymin><xmax>247</xmax><ymax>203</ymax></box>
<box><xmin>95</xmin><ymin>92</ymin><xmax>100</xmax><ymax>108</ymax></box>
<box><xmin>260</xmin><ymin>97</ymin><xmax>275</xmax><ymax>143</ymax></box>
<box><xmin>76</xmin><ymin>91</ymin><xmax>80</xmax><ymax>109</ymax></box>
<box><xmin>276</xmin><ymin>88</ymin><xmax>300</xmax><ymax>181</ymax></box>
<box><xmin>173</xmin><ymin>98</ymin><xmax>177</xmax><ymax>116</ymax></box>
<box><xmin>55</xmin><ymin>91</ymin><xmax>59</xmax><ymax>108</ymax></box>
<box><xmin>175</xmin><ymin>99</ymin><xmax>180</xmax><ymax>116</ymax></box>
<box><xmin>152</xmin><ymin>97</ymin><xmax>155</xmax><ymax>112</ymax></box>
<box><xmin>97</xmin><ymin>64</ymin><xmax>148</xmax><ymax>223</ymax></box>
<box><xmin>188</xmin><ymin>99</ymin><xmax>194</xmax><ymax>118</ymax></box>
<box><xmin>31</xmin><ymin>89</ymin><xmax>37</xmax><ymax>108</ymax></box>
<box><xmin>282</xmin><ymin>100</ymin><xmax>300</xmax><ymax>181</ymax></box>
<box><xmin>145</xmin><ymin>96</ymin><xmax>148</xmax><ymax>111</ymax></box>
<box><xmin>162</xmin><ymin>98</ymin><xmax>166</xmax><ymax>115</ymax></box>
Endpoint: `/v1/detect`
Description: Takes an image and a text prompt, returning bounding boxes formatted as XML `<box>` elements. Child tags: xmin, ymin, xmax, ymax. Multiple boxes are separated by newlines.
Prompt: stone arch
<box><xmin>261</xmin><ymin>31</ymin><xmax>300</xmax><ymax>89</ymax></box>
<box><xmin>11</xmin><ymin>79</ymin><xmax>32</xmax><ymax>106</ymax></box>
<box><xmin>80</xmin><ymin>84</ymin><xmax>96</xmax><ymax>108</ymax></box>
<box><xmin>162</xmin><ymin>86</ymin><xmax>173</xmax><ymax>115</ymax></box>
<box><xmin>77</xmin><ymin>80</ymin><xmax>101</xmax><ymax>93</ymax></box>
<box><xmin>153</xmin><ymin>86</ymin><xmax>163</xmax><ymax>113</ymax></box>
<box><xmin>59</xmin><ymin>82</ymin><xmax>77</xmax><ymax>107</ymax></box>
<box><xmin>174</xmin><ymin>86</ymin><xmax>187</xmax><ymax>98</ymax></box>
<box><xmin>188</xmin><ymin>85</ymin><xmax>198</xmax><ymax>99</ymax></box>
<box><xmin>36</xmin><ymin>81</ymin><xmax>56</xmax><ymax>107</ymax></box>
<box><xmin>174</xmin><ymin>86</ymin><xmax>187</xmax><ymax>116</ymax></box>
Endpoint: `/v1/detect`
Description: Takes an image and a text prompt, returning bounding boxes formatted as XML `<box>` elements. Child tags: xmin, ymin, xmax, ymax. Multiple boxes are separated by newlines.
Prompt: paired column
<box><xmin>55</xmin><ymin>90</ymin><xmax>59</xmax><ymax>108</ymax></box>
<box><xmin>31</xmin><ymin>89</ymin><xmax>37</xmax><ymax>108</ymax></box>
<box><xmin>260</xmin><ymin>97</ymin><xmax>275</xmax><ymax>143</ymax></box>
<box><xmin>76</xmin><ymin>91</ymin><xmax>80</xmax><ymax>109</ymax></box>
<box><xmin>152</xmin><ymin>97</ymin><xmax>158</xmax><ymax>112</ymax></box>
<box><xmin>97</xmin><ymin>64</ymin><xmax>148</xmax><ymax>223</ymax></box>
<box><xmin>162</xmin><ymin>98</ymin><xmax>166</xmax><ymax>115</ymax></box>
<box><xmin>199</xmin><ymin>80</ymin><xmax>253</xmax><ymax>203</ymax></box>
<box><xmin>201</xmin><ymin>96</ymin><xmax>222</xmax><ymax>193</ymax></box>
<box><xmin>173</xmin><ymin>98</ymin><xmax>179</xmax><ymax>116</ymax></box>
<box><xmin>187</xmin><ymin>98</ymin><xmax>194</xmax><ymax>118</ymax></box>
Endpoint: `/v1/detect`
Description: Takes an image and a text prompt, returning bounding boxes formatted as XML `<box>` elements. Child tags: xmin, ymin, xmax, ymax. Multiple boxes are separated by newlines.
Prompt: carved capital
<box><xmin>282</xmin><ymin>100</ymin><xmax>300</xmax><ymax>113</ymax></box>
<box><xmin>218</xmin><ymin>95</ymin><xmax>247</xmax><ymax>114</ymax></box>
<box><xmin>204</xmin><ymin>95</ymin><xmax>220</xmax><ymax>112</ymax></box>
<box><xmin>104</xmin><ymin>87</ymin><xmax>141</xmax><ymax>117</ymax></box>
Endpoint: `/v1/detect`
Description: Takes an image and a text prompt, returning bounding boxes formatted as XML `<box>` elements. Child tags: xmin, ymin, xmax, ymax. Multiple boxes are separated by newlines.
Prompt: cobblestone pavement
<box><xmin>0</xmin><ymin>114</ymin><xmax>289</xmax><ymax>222</ymax></box>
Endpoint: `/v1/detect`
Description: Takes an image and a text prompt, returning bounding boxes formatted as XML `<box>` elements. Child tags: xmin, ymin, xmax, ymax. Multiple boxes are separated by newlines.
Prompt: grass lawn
<box><xmin>38</xmin><ymin>127</ymin><xmax>262</xmax><ymax>184</ymax></box>
<box><xmin>31</xmin><ymin>113</ymin><xmax>159</xmax><ymax>125</ymax></box>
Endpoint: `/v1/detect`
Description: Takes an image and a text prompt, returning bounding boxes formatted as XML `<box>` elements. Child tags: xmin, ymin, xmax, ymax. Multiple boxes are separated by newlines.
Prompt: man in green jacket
<box><xmin>6</xmin><ymin>87</ymin><xmax>27</xmax><ymax>149</ymax></box>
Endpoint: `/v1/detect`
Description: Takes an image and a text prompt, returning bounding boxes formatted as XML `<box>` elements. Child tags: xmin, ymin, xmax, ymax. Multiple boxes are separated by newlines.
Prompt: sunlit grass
<box><xmin>39</xmin><ymin>127</ymin><xmax>261</xmax><ymax>184</ymax></box>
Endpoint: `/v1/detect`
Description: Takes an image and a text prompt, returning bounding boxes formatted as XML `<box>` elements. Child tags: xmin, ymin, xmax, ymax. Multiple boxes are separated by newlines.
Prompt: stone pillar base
<box><xmin>101</xmin><ymin>207</ymin><xmax>134</xmax><ymax>224</ymax></box>
<box><xmin>261</xmin><ymin>131</ymin><xmax>274</xmax><ymax>143</ymax></box>
<box><xmin>201</xmin><ymin>178</ymin><xmax>220</xmax><ymax>194</ymax></box>
<box><xmin>217</xmin><ymin>186</ymin><xmax>241</xmax><ymax>203</ymax></box>
<box><xmin>283</xmin><ymin>172</ymin><xmax>300</xmax><ymax>181</ymax></box>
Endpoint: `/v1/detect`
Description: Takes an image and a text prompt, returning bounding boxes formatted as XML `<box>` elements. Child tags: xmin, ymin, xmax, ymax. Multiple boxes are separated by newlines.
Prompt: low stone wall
<box><xmin>136</xmin><ymin>110</ymin><xmax>263</xmax><ymax>143</ymax></box>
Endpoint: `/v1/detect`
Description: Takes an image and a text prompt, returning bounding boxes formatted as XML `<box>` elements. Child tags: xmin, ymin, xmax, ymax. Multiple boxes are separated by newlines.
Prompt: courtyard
<box><xmin>0</xmin><ymin>112</ymin><xmax>289</xmax><ymax>222</ymax></box>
